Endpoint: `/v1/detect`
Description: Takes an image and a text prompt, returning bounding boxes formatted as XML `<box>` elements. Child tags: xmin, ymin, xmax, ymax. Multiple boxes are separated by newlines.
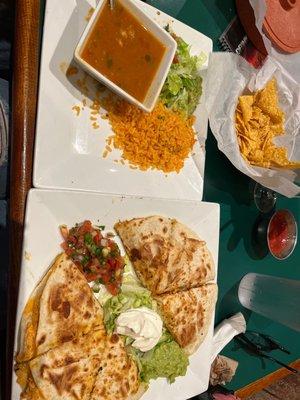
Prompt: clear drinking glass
<box><xmin>238</xmin><ymin>273</ymin><xmax>300</xmax><ymax>332</ymax></box>
<box><xmin>253</xmin><ymin>182</ymin><xmax>277</xmax><ymax>213</ymax></box>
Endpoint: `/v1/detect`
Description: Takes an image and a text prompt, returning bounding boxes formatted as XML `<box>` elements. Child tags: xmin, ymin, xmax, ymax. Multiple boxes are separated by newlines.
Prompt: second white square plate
<box><xmin>13</xmin><ymin>189</ymin><xmax>219</xmax><ymax>400</ymax></box>
<box><xmin>33</xmin><ymin>0</ymin><xmax>212</xmax><ymax>200</ymax></box>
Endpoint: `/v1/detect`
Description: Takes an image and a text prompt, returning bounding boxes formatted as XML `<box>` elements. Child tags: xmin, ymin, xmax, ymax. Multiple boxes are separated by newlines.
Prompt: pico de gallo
<box><xmin>267</xmin><ymin>210</ymin><xmax>297</xmax><ymax>259</ymax></box>
<box><xmin>268</xmin><ymin>211</ymin><xmax>289</xmax><ymax>257</ymax></box>
<box><xmin>60</xmin><ymin>220</ymin><xmax>125</xmax><ymax>295</ymax></box>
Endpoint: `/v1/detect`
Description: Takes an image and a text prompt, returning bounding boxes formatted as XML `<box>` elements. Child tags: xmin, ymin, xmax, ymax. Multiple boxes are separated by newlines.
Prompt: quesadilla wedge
<box><xmin>19</xmin><ymin>332</ymin><xmax>146</xmax><ymax>400</ymax></box>
<box><xmin>115</xmin><ymin>216</ymin><xmax>215</xmax><ymax>295</ymax></box>
<box><xmin>17</xmin><ymin>253</ymin><xmax>103</xmax><ymax>363</ymax></box>
<box><xmin>20</xmin><ymin>329</ymin><xmax>107</xmax><ymax>400</ymax></box>
<box><xmin>155</xmin><ymin>284</ymin><xmax>218</xmax><ymax>355</ymax></box>
<box><xmin>90</xmin><ymin>333</ymin><xmax>146</xmax><ymax>400</ymax></box>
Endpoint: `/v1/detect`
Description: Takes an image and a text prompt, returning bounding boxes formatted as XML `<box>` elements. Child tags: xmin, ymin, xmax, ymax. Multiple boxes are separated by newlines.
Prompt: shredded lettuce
<box><xmin>160</xmin><ymin>34</ymin><xmax>206</xmax><ymax>117</ymax></box>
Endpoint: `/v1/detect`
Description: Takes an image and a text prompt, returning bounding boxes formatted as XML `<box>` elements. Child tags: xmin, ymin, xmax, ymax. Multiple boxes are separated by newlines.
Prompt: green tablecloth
<box><xmin>150</xmin><ymin>0</ymin><xmax>300</xmax><ymax>391</ymax></box>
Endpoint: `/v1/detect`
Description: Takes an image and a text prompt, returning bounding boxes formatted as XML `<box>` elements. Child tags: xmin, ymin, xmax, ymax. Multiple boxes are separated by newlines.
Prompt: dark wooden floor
<box><xmin>246</xmin><ymin>373</ymin><xmax>300</xmax><ymax>400</ymax></box>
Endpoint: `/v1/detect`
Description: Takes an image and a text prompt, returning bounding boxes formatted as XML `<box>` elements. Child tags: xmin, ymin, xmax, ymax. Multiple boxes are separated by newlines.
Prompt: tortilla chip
<box><xmin>238</xmin><ymin>95</ymin><xmax>253</xmax><ymax>123</ymax></box>
<box><xmin>235</xmin><ymin>78</ymin><xmax>300</xmax><ymax>169</ymax></box>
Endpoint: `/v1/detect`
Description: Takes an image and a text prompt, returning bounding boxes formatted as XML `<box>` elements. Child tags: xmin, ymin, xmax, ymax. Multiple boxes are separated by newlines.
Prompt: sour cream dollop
<box><xmin>115</xmin><ymin>307</ymin><xmax>163</xmax><ymax>352</ymax></box>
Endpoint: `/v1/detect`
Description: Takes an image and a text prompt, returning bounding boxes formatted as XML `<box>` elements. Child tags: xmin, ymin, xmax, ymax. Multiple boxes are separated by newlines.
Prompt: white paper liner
<box><xmin>206</xmin><ymin>53</ymin><xmax>300</xmax><ymax>197</ymax></box>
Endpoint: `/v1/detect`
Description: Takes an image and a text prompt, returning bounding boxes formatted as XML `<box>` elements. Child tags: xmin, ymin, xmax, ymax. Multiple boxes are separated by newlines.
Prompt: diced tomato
<box><xmin>108</xmin><ymin>258</ymin><xmax>117</xmax><ymax>269</ymax></box>
<box><xmin>107</xmin><ymin>239</ymin><xmax>115</xmax><ymax>247</ymax></box>
<box><xmin>116</xmin><ymin>256</ymin><xmax>124</xmax><ymax>268</ymax></box>
<box><xmin>106</xmin><ymin>283</ymin><xmax>119</xmax><ymax>296</ymax></box>
<box><xmin>93</xmin><ymin>232</ymin><xmax>100</xmax><ymax>245</ymax></box>
<box><xmin>68</xmin><ymin>235</ymin><xmax>77</xmax><ymax>245</ymax></box>
<box><xmin>78</xmin><ymin>220</ymin><xmax>92</xmax><ymax>235</ymax></box>
<box><xmin>65</xmin><ymin>248</ymin><xmax>74</xmax><ymax>257</ymax></box>
<box><xmin>85</xmin><ymin>272</ymin><xmax>101</xmax><ymax>282</ymax></box>
<box><xmin>61</xmin><ymin>242</ymin><xmax>69</xmax><ymax>251</ymax></box>
<box><xmin>91</xmin><ymin>257</ymin><xmax>101</xmax><ymax>268</ymax></box>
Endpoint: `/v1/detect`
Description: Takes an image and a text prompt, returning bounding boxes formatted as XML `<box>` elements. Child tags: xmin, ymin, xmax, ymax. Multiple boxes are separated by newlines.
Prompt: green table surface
<box><xmin>149</xmin><ymin>0</ymin><xmax>300</xmax><ymax>392</ymax></box>
<box><xmin>39</xmin><ymin>0</ymin><xmax>300</xmax><ymax>393</ymax></box>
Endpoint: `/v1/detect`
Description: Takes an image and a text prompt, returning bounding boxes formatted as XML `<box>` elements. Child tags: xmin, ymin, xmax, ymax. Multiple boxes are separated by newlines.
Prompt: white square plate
<box><xmin>33</xmin><ymin>0</ymin><xmax>212</xmax><ymax>200</ymax></box>
<box><xmin>12</xmin><ymin>189</ymin><xmax>220</xmax><ymax>400</ymax></box>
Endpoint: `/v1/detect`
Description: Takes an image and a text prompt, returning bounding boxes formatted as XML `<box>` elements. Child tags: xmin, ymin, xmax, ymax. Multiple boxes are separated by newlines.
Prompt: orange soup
<box><xmin>81</xmin><ymin>0</ymin><xmax>166</xmax><ymax>102</ymax></box>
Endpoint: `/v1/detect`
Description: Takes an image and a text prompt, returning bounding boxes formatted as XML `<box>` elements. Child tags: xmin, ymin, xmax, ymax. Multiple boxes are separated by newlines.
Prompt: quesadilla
<box><xmin>115</xmin><ymin>216</ymin><xmax>215</xmax><ymax>295</ymax></box>
<box><xmin>155</xmin><ymin>284</ymin><xmax>218</xmax><ymax>355</ymax></box>
<box><xmin>17</xmin><ymin>253</ymin><xmax>103</xmax><ymax>363</ymax></box>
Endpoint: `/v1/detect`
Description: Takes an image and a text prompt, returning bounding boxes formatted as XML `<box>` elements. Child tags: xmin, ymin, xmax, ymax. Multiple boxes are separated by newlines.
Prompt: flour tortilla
<box><xmin>90</xmin><ymin>334</ymin><xmax>146</xmax><ymax>400</ymax></box>
<box><xmin>27</xmin><ymin>332</ymin><xmax>145</xmax><ymax>400</ymax></box>
<box><xmin>115</xmin><ymin>216</ymin><xmax>215</xmax><ymax>295</ymax></box>
<box><xmin>27</xmin><ymin>329</ymin><xmax>106</xmax><ymax>400</ymax></box>
<box><xmin>16</xmin><ymin>265</ymin><xmax>54</xmax><ymax>363</ymax></box>
<box><xmin>155</xmin><ymin>284</ymin><xmax>218</xmax><ymax>355</ymax></box>
<box><xmin>17</xmin><ymin>253</ymin><xmax>103</xmax><ymax>362</ymax></box>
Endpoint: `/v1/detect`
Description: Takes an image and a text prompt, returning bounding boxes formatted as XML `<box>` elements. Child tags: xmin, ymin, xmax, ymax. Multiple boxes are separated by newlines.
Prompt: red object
<box><xmin>236</xmin><ymin>0</ymin><xmax>300</xmax><ymax>54</ymax></box>
<box><xmin>268</xmin><ymin>211</ymin><xmax>289</xmax><ymax>257</ymax></box>
<box><xmin>60</xmin><ymin>220</ymin><xmax>125</xmax><ymax>294</ymax></box>
<box><xmin>264</xmin><ymin>0</ymin><xmax>300</xmax><ymax>53</ymax></box>
<box><xmin>236</xmin><ymin>0</ymin><xmax>268</xmax><ymax>55</ymax></box>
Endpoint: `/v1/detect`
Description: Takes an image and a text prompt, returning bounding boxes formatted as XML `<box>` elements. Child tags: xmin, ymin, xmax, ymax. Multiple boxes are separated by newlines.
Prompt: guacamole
<box><xmin>140</xmin><ymin>341</ymin><xmax>189</xmax><ymax>383</ymax></box>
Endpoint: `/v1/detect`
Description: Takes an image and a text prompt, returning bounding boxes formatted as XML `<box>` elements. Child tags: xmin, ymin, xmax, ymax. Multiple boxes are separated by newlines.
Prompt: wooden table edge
<box><xmin>235</xmin><ymin>358</ymin><xmax>300</xmax><ymax>398</ymax></box>
<box><xmin>6</xmin><ymin>0</ymin><xmax>41</xmax><ymax>398</ymax></box>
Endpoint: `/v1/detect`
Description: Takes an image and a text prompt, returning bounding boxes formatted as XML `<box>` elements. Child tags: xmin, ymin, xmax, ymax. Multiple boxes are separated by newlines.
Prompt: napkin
<box><xmin>211</xmin><ymin>312</ymin><xmax>246</xmax><ymax>363</ymax></box>
<box><xmin>210</xmin><ymin>355</ymin><xmax>239</xmax><ymax>386</ymax></box>
<box><xmin>206</xmin><ymin>53</ymin><xmax>300</xmax><ymax>197</ymax></box>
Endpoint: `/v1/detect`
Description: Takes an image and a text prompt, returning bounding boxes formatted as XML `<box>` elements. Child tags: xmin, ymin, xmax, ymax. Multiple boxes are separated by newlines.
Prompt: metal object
<box><xmin>236</xmin><ymin>333</ymin><xmax>298</xmax><ymax>374</ymax></box>
<box><xmin>243</xmin><ymin>331</ymin><xmax>290</xmax><ymax>354</ymax></box>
